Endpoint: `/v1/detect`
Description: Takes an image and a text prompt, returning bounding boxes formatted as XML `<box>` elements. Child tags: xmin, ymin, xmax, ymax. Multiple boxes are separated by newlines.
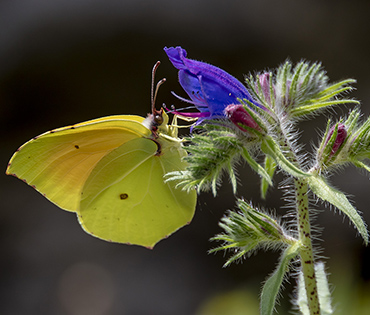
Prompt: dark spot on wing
<box><xmin>74</xmin><ymin>145</ymin><xmax>80</xmax><ymax>149</ymax></box>
<box><xmin>119</xmin><ymin>193</ymin><xmax>128</xmax><ymax>200</ymax></box>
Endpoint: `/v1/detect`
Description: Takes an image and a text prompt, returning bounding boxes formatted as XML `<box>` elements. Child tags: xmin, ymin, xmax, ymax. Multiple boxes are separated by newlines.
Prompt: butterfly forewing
<box><xmin>6</xmin><ymin>116</ymin><xmax>150</xmax><ymax>212</ymax></box>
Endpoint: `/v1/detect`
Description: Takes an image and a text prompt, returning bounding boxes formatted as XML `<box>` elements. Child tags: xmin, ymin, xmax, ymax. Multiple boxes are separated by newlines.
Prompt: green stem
<box><xmin>273</xmin><ymin>120</ymin><xmax>321</xmax><ymax>314</ymax></box>
<box><xmin>275</xmin><ymin>125</ymin><xmax>320</xmax><ymax>314</ymax></box>
<box><xmin>295</xmin><ymin>178</ymin><xmax>320</xmax><ymax>315</ymax></box>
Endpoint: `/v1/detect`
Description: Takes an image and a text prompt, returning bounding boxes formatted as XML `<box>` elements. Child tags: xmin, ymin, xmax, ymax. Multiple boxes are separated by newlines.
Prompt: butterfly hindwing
<box><xmin>78</xmin><ymin>136</ymin><xmax>196</xmax><ymax>248</ymax></box>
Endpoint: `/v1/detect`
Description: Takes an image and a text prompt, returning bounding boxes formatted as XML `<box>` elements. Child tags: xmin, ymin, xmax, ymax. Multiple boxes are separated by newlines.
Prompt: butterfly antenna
<box><xmin>151</xmin><ymin>61</ymin><xmax>166</xmax><ymax>115</ymax></box>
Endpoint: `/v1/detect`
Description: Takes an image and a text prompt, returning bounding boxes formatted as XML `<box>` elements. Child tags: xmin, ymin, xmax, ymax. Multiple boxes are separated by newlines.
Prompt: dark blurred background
<box><xmin>1</xmin><ymin>1</ymin><xmax>370</xmax><ymax>314</ymax></box>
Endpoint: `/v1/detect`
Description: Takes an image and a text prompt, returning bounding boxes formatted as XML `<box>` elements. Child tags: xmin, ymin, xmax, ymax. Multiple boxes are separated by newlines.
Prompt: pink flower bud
<box><xmin>326</xmin><ymin>123</ymin><xmax>347</xmax><ymax>155</ymax></box>
<box><xmin>257</xmin><ymin>72</ymin><xmax>273</xmax><ymax>103</ymax></box>
<box><xmin>225</xmin><ymin>104</ymin><xmax>260</xmax><ymax>132</ymax></box>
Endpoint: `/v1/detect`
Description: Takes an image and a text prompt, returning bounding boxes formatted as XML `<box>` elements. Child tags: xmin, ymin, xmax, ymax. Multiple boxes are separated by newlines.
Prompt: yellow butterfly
<box><xmin>6</xmin><ymin>63</ymin><xmax>197</xmax><ymax>248</ymax></box>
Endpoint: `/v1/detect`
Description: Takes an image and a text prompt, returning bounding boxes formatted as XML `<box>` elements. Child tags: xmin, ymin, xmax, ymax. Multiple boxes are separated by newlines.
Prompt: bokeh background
<box><xmin>1</xmin><ymin>1</ymin><xmax>370</xmax><ymax>314</ymax></box>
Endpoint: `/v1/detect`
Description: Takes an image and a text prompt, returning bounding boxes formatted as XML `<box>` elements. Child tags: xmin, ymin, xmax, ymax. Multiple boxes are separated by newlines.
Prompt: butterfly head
<box><xmin>143</xmin><ymin>107</ymin><xmax>170</xmax><ymax>134</ymax></box>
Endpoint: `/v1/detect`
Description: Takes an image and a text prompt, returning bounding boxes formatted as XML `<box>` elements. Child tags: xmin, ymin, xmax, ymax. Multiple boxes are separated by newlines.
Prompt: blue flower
<box><xmin>164</xmin><ymin>46</ymin><xmax>259</xmax><ymax>122</ymax></box>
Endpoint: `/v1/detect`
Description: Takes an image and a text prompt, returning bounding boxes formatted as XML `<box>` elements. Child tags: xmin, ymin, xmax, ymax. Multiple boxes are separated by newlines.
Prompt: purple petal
<box><xmin>164</xmin><ymin>46</ymin><xmax>258</xmax><ymax>120</ymax></box>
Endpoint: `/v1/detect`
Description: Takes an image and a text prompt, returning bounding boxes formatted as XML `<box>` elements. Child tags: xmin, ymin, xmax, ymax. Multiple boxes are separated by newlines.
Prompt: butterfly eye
<box><xmin>154</xmin><ymin>114</ymin><xmax>164</xmax><ymax>126</ymax></box>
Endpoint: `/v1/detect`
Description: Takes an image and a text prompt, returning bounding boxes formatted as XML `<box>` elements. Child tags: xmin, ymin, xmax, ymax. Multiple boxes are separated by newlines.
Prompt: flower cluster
<box><xmin>164</xmin><ymin>46</ymin><xmax>369</xmax><ymax>315</ymax></box>
<box><xmin>164</xmin><ymin>46</ymin><xmax>358</xmax><ymax>195</ymax></box>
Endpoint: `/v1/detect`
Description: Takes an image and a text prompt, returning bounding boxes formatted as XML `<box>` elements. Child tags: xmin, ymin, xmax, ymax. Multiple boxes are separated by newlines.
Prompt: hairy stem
<box><xmin>275</xmin><ymin>124</ymin><xmax>320</xmax><ymax>314</ymax></box>
<box><xmin>295</xmin><ymin>178</ymin><xmax>320</xmax><ymax>314</ymax></box>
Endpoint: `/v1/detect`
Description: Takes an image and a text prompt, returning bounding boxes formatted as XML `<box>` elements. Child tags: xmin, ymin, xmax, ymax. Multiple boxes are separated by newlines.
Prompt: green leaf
<box><xmin>261</xmin><ymin>155</ymin><xmax>276</xmax><ymax>199</ymax></box>
<box><xmin>307</xmin><ymin>175</ymin><xmax>369</xmax><ymax>244</ymax></box>
<box><xmin>291</xmin><ymin>99</ymin><xmax>359</xmax><ymax>117</ymax></box>
<box><xmin>261</xmin><ymin>136</ymin><xmax>310</xmax><ymax>179</ymax></box>
<box><xmin>260</xmin><ymin>242</ymin><xmax>301</xmax><ymax>315</ymax></box>
<box><xmin>317</xmin><ymin>78</ymin><xmax>356</xmax><ymax>98</ymax></box>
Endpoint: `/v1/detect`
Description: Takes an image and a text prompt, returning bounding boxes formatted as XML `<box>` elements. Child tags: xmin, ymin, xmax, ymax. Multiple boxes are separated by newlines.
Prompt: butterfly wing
<box><xmin>6</xmin><ymin>115</ymin><xmax>150</xmax><ymax>212</ymax></box>
<box><xmin>78</xmin><ymin>136</ymin><xmax>196</xmax><ymax>248</ymax></box>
